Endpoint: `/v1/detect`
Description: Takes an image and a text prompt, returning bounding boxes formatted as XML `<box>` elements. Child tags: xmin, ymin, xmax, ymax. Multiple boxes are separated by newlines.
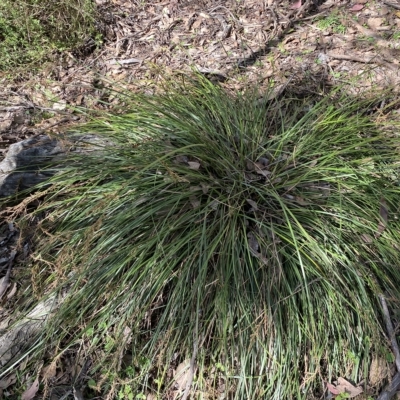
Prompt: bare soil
<box><xmin>1</xmin><ymin>0</ymin><xmax>400</xmax><ymax>153</ymax></box>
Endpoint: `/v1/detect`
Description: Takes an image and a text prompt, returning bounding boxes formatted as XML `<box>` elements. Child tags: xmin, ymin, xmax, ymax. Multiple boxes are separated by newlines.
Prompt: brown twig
<box><xmin>33</xmin><ymin>117</ymin><xmax>73</xmax><ymax>136</ymax></box>
<box><xmin>327</xmin><ymin>53</ymin><xmax>377</xmax><ymax>64</ymax></box>
<box><xmin>378</xmin><ymin>372</ymin><xmax>400</xmax><ymax>400</ymax></box>
<box><xmin>382</xmin><ymin>1</ymin><xmax>400</xmax><ymax>10</ymax></box>
<box><xmin>181</xmin><ymin>334</ymin><xmax>199</xmax><ymax>400</ymax></box>
<box><xmin>377</xmin><ymin>294</ymin><xmax>400</xmax><ymax>400</ymax></box>
<box><xmin>327</xmin><ymin>53</ymin><xmax>397</xmax><ymax>71</ymax></box>
<box><xmin>379</xmin><ymin>294</ymin><xmax>400</xmax><ymax>372</ymax></box>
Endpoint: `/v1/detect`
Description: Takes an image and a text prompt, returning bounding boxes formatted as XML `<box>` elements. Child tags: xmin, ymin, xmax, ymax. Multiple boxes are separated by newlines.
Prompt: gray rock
<box><xmin>0</xmin><ymin>135</ymin><xmax>65</xmax><ymax>197</ymax></box>
<box><xmin>0</xmin><ymin>133</ymin><xmax>115</xmax><ymax>197</ymax></box>
<box><xmin>0</xmin><ymin>293</ymin><xmax>63</xmax><ymax>368</ymax></box>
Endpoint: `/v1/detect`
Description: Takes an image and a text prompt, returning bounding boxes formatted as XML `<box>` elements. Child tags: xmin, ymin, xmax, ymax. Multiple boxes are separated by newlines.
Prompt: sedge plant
<box><xmin>2</xmin><ymin>75</ymin><xmax>400</xmax><ymax>399</ymax></box>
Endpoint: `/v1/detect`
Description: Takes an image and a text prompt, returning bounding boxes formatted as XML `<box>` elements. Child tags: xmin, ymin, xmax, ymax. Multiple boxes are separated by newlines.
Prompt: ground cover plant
<box><xmin>2</xmin><ymin>75</ymin><xmax>400</xmax><ymax>399</ymax></box>
<box><xmin>0</xmin><ymin>0</ymin><xmax>98</xmax><ymax>71</ymax></box>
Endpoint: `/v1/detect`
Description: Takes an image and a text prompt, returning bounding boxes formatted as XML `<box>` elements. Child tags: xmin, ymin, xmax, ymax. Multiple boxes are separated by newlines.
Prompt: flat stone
<box><xmin>0</xmin><ymin>135</ymin><xmax>65</xmax><ymax>197</ymax></box>
<box><xmin>0</xmin><ymin>133</ymin><xmax>114</xmax><ymax>197</ymax></box>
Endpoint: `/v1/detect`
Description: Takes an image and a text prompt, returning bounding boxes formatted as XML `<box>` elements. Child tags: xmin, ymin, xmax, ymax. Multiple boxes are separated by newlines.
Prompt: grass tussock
<box><xmin>3</xmin><ymin>76</ymin><xmax>400</xmax><ymax>399</ymax></box>
<box><xmin>0</xmin><ymin>0</ymin><xmax>98</xmax><ymax>71</ymax></box>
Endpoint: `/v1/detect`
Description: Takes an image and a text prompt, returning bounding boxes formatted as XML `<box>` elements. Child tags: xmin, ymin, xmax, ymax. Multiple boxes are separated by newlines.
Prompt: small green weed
<box><xmin>317</xmin><ymin>12</ymin><xmax>346</xmax><ymax>34</ymax></box>
<box><xmin>335</xmin><ymin>393</ymin><xmax>350</xmax><ymax>400</ymax></box>
<box><xmin>392</xmin><ymin>31</ymin><xmax>400</xmax><ymax>40</ymax></box>
<box><xmin>118</xmin><ymin>385</ymin><xmax>134</xmax><ymax>400</ymax></box>
<box><xmin>330</xmin><ymin>71</ymin><xmax>342</xmax><ymax>79</ymax></box>
<box><xmin>277</xmin><ymin>42</ymin><xmax>288</xmax><ymax>54</ymax></box>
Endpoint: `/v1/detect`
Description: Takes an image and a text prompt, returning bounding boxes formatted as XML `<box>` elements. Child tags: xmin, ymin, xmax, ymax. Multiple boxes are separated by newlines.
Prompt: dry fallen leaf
<box><xmin>326</xmin><ymin>381</ymin><xmax>341</xmax><ymax>395</ymax></box>
<box><xmin>19</xmin><ymin>356</ymin><xmax>29</xmax><ymax>371</ymax></box>
<box><xmin>188</xmin><ymin>161</ymin><xmax>201</xmax><ymax>170</ymax></box>
<box><xmin>336</xmin><ymin>377</ymin><xmax>363</xmax><ymax>398</ymax></box>
<box><xmin>367</xmin><ymin>17</ymin><xmax>384</xmax><ymax>29</ymax></box>
<box><xmin>123</xmin><ymin>326</ymin><xmax>132</xmax><ymax>343</ymax></box>
<box><xmin>369</xmin><ymin>357</ymin><xmax>389</xmax><ymax>386</ymax></box>
<box><xmin>291</xmin><ymin>0</ymin><xmax>302</xmax><ymax>9</ymax></box>
<box><xmin>52</xmin><ymin>100</ymin><xmax>67</xmax><ymax>111</ymax></box>
<box><xmin>6</xmin><ymin>282</ymin><xmax>17</xmax><ymax>299</ymax></box>
<box><xmin>200</xmin><ymin>183</ymin><xmax>209</xmax><ymax>194</ymax></box>
<box><xmin>0</xmin><ymin>314</ymin><xmax>10</xmax><ymax>330</ymax></box>
<box><xmin>258</xmin><ymin>170</ymin><xmax>271</xmax><ymax>178</ymax></box>
<box><xmin>361</xmin><ymin>233</ymin><xmax>373</xmax><ymax>244</ymax></box>
<box><xmin>190</xmin><ymin>196</ymin><xmax>200</xmax><ymax>209</ymax></box>
<box><xmin>254</xmin><ymin>163</ymin><xmax>271</xmax><ymax>177</ymax></box>
<box><xmin>0</xmin><ymin>274</ymin><xmax>10</xmax><ymax>300</ymax></box>
<box><xmin>246</xmin><ymin>160</ymin><xmax>255</xmax><ymax>171</ymax></box>
<box><xmin>246</xmin><ymin>199</ymin><xmax>258</xmax><ymax>211</ymax></box>
<box><xmin>42</xmin><ymin>362</ymin><xmax>57</xmax><ymax>380</ymax></box>
<box><xmin>175</xmin><ymin>359</ymin><xmax>191</xmax><ymax>390</ymax></box>
<box><xmin>254</xmin><ymin>161</ymin><xmax>268</xmax><ymax>171</ymax></box>
<box><xmin>73</xmin><ymin>387</ymin><xmax>85</xmax><ymax>400</ymax></box>
<box><xmin>379</xmin><ymin>198</ymin><xmax>388</xmax><ymax>225</ymax></box>
<box><xmin>294</xmin><ymin>196</ymin><xmax>310</xmax><ymax>206</ymax></box>
<box><xmin>349</xmin><ymin>4</ymin><xmax>364</xmax><ymax>11</ymax></box>
<box><xmin>174</xmin><ymin>155</ymin><xmax>189</xmax><ymax>164</ymax></box>
<box><xmin>247</xmin><ymin>232</ymin><xmax>260</xmax><ymax>254</ymax></box>
<box><xmin>0</xmin><ymin>374</ymin><xmax>16</xmax><ymax>390</ymax></box>
<box><xmin>199</xmin><ymin>12</ymin><xmax>210</xmax><ymax>19</ymax></box>
<box><xmin>378</xmin><ymin>197</ymin><xmax>388</xmax><ymax>236</ymax></box>
<box><xmin>21</xmin><ymin>377</ymin><xmax>39</xmax><ymax>400</ymax></box>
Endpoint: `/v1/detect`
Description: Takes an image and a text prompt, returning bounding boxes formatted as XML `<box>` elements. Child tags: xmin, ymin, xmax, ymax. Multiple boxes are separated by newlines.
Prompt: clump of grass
<box><xmin>3</xmin><ymin>76</ymin><xmax>400</xmax><ymax>399</ymax></box>
<box><xmin>0</xmin><ymin>0</ymin><xmax>98</xmax><ymax>71</ymax></box>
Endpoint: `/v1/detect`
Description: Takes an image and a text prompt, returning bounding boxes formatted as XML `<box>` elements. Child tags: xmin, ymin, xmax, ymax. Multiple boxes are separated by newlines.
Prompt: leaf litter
<box><xmin>21</xmin><ymin>377</ymin><xmax>39</xmax><ymax>400</ymax></box>
<box><xmin>326</xmin><ymin>377</ymin><xmax>363</xmax><ymax>398</ymax></box>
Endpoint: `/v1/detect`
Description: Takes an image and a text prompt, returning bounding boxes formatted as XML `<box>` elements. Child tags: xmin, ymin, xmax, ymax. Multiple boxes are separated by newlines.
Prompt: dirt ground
<box><xmin>1</xmin><ymin>0</ymin><xmax>400</xmax><ymax>153</ymax></box>
<box><xmin>1</xmin><ymin>0</ymin><xmax>400</xmax><ymax>399</ymax></box>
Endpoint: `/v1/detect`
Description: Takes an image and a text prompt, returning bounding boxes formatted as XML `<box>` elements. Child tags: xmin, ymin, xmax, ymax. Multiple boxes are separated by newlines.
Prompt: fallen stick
<box><xmin>327</xmin><ymin>53</ymin><xmax>397</xmax><ymax>71</ymax></box>
<box><xmin>377</xmin><ymin>372</ymin><xmax>400</xmax><ymax>400</ymax></box>
<box><xmin>181</xmin><ymin>337</ymin><xmax>198</xmax><ymax>400</ymax></box>
<box><xmin>379</xmin><ymin>294</ymin><xmax>400</xmax><ymax>372</ymax></box>
<box><xmin>327</xmin><ymin>53</ymin><xmax>377</xmax><ymax>64</ymax></box>
<box><xmin>382</xmin><ymin>1</ymin><xmax>400</xmax><ymax>10</ymax></box>
<box><xmin>377</xmin><ymin>294</ymin><xmax>400</xmax><ymax>400</ymax></box>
